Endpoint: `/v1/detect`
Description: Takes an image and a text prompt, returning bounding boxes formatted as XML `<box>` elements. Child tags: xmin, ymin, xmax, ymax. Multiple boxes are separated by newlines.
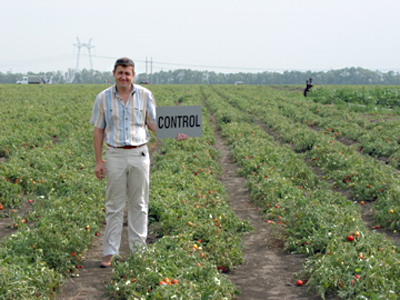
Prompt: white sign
<box><xmin>156</xmin><ymin>106</ymin><xmax>202</xmax><ymax>139</ymax></box>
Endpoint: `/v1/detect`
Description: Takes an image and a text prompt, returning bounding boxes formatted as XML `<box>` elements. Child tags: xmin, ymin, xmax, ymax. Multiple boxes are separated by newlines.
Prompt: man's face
<box><xmin>113</xmin><ymin>65</ymin><xmax>135</xmax><ymax>90</ymax></box>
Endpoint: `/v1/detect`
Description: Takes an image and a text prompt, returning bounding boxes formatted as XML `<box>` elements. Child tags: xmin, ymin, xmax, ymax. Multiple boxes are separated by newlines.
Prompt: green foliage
<box><xmin>0</xmin><ymin>85</ymin><xmax>107</xmax><ymax>298</ymax></box>
<box><xmin>205</xmin><ymin>85</ymin><xmax>400</xmax><ymax>299</ymax></box>
<box><xmin>1</xmin><ymin>84</ymin><xmax>399</xmax><ymax>299</ymax></box>
<box><xmin>311</xmin><ymin>86</ymin><xmax>400</xmax><ymax>109</ymax></box>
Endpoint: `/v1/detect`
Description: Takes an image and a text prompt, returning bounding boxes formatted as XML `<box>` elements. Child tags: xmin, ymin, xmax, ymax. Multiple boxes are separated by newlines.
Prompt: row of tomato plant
<box><xmin>201</xmin><ymin>85</ymin><xmax>399</xmax><ymax>299</ymax></box>
<box><xmin>300</xmin><ymin>87</ymin><xmax>399</xmax><ymax>166</ymax></box>
<box><xmin>104</xmin><ymin>85</ymin><xmax>252</xmax><ymax>299</ymax></box>
<box><xmin>211</xmin><ymin>85</ymin><xmax>400</xmax><ymax>231</ymax></box>
<box><xmin>0</xmin><ymin>84</ymin><xmax>253</xmax><ymax>299</ymax></box>
<box><xmin>294</xmin><ymin>93</ymin><xmax>399</xmax><ymax>166</ymax></box>
<box><xmin>309</xmin><ymin>85</ymin><xmax>400</xmax><ymax>109</ymax></box>
<box><xmin>0</xmin><ymin>85</ymin><xmax>113</xmax><ymax>299</ymax></box>
<box><xmin>1</xmin><ymin>84</ymin><xmax>247</xmax><ymax>299</ymax></box>
<box><xmin>308</xmin><ymin>86</ymin><xmax>400</xmax><ymax>163</ymax></box>
<box><xmin>218</xmin><ymin>85</ymin><xmax>400</xmax><ymax>168</ymax></box>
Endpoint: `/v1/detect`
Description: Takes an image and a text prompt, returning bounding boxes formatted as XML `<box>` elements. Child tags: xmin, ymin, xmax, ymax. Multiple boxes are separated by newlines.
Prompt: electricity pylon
<box><xmin>73</xmin><ymin>37</ymin><xmax>94</xmax><ymax>71</ymax></box>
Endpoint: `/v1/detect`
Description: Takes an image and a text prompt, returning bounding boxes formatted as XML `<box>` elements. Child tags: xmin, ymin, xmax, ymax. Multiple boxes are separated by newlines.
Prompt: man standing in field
<box><xmin>90</xmin><ymin>57</ymin><xmax>186</xmax><ymax>268</ymax></box>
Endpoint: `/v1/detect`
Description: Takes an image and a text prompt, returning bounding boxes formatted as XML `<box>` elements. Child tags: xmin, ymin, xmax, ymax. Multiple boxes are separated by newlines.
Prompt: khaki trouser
<box><xmin>103</xmin><ymin>145</ymin><xmax>150</xmax><ymax>256</ymax></box>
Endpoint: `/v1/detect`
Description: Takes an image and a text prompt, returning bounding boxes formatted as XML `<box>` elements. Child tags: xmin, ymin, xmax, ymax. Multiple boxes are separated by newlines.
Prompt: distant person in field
<box><xmin>90</xmin><ymin>58</ymin><xmax>187</xmax><ymax>268</ymax></box>
<box><xmin>303</xmin><ymin>78</ymin><xmax>313</xmax><ymax>97</ymax></box>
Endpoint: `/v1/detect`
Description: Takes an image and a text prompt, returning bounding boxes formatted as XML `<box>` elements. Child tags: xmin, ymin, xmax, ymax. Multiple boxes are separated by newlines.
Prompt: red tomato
<box><xmin>347</xmin><ymin>235</ymin><xmax>354</xmax><ymax>242</ymax></box>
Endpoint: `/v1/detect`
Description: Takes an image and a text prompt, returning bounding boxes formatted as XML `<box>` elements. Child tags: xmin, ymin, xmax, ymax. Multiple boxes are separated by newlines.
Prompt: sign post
<box><xmin>156</xmin><ymin>106</ymin><xmax>202</xmax><ymax>139</ymax></box>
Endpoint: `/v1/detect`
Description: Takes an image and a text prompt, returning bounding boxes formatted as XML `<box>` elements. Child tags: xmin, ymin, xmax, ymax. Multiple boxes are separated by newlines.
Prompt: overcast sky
<box><xmin>1</xmin><ymin>0</ymin><xmax>399</xmax><ymax>75</ymax></box>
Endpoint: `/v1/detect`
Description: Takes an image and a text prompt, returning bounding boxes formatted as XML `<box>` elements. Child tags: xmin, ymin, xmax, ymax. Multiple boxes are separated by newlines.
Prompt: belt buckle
<box><xmin>108</xmin><ymin>143</ymin><xmax>146</xmax><ymax>149</ymax></box>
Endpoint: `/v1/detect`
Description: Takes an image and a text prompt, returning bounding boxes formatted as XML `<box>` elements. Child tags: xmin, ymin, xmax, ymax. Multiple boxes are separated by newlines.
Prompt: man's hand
<box><xmin>176</xmin><ymin>133</ymin><xmax>188</xmax><ymax>141</ymax></box>
<box><xmin>93</xmin><ymin>127</ymin><xmax>105</xmax><ymax>180</ymax></box>
<box><xmin>94</xmin><ymin>161</ymin><xmax>105</xmax><ymax>180</ymax></box>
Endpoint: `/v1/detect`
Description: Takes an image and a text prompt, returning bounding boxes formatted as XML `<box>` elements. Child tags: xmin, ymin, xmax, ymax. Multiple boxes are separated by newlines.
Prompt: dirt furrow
<box><xmin>211</xmin><ymin>122</ymin><xmax>327</xmax><ymax>300</ymax></box>
<box><xmin>55</xmin><ymin>224</ymin><xmax>114</xmax><ymax>300</ymax></box>
<box><xmin>0</xmin><ymin>196</ymin><xmax>33</xmax><ymax>241</ymax></box>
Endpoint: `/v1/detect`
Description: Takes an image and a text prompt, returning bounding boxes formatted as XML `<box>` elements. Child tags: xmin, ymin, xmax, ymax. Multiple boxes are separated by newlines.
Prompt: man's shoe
<box><xmin>100</xmin><ymin>255</ymin><xmax>113</xmax><ymax>268</ymax></box>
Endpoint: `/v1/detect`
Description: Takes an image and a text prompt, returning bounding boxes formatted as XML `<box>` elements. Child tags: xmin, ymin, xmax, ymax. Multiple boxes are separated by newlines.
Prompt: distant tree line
<box><xmin>1</xmin><ymin>67</ymin><xmax>400</xmax><ymax>85</ymax></box>
<box><xmin>0</xmin><ymin>69</ymin><xmax>114</xmax><ymax>84</ymax></box>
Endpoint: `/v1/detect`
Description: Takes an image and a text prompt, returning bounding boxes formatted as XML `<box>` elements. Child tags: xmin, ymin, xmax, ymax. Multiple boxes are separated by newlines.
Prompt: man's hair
<box><xmin>113</xmin><ymin>57</ymin><xmax>135</xmax><ymax>72</ymax></box>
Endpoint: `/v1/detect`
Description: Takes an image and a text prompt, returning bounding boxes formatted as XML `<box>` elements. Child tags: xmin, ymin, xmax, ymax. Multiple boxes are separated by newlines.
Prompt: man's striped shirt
<box><xmin>90</xmin><ymin>84</ymin><xmax>157</xmax><ymax>147</ymax></box>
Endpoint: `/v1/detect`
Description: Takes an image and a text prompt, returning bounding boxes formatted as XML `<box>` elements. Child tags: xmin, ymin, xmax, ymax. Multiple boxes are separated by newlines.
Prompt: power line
<box><xmin>153</xmin><ymin>60</ymin><xmax>269</xmax><ymax>71</ymax></box>
<box><xmin>89</xmin><ymin>55</ymin><xmax>400</xmax><ymax>73</ymax></box>
<box><xmin>90</xmin><ymin>54</ymin><xmax>275</xmax><ymax>72</ymax></box>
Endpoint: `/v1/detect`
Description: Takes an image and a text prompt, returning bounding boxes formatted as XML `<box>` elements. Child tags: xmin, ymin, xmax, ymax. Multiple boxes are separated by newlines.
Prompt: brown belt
<box><xmin>107</xmin><ymin>143</ymin><xmax>146</xmax><ymax>149</ymax></box>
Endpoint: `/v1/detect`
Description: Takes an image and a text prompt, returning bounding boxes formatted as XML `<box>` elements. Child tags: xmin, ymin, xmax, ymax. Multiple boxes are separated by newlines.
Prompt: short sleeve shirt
<box><xmin>90</xmin><ymin>84</ymin><xmax>157</xmax><ymax>147</ymax></box>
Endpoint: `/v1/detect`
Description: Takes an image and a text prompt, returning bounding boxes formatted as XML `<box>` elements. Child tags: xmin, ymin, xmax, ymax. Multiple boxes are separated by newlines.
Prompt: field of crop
<box><xmin>0</xmin><ymin>84</ymin><xmax>399</xmax><ymax>299</ymax></box>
